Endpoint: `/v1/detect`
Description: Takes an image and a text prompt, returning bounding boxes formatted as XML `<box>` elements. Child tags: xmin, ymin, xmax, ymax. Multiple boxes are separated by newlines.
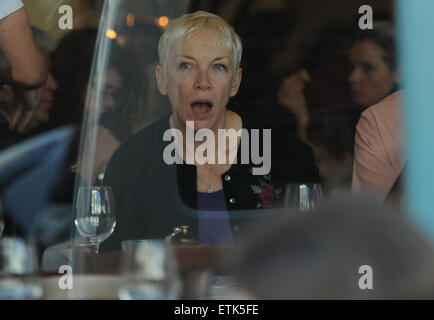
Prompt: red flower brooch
<box><xmin>250</xmin><ymin>173</ymin><xmax>282</xmax><ymax>208</ymax></box>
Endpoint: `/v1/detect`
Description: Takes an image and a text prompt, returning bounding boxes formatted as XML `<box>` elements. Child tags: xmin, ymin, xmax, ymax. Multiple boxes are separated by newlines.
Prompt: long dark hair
<box><xmin>49</xmin><ymin>28</ymin><xmax>98</xmax><ymax>127</ymax></box>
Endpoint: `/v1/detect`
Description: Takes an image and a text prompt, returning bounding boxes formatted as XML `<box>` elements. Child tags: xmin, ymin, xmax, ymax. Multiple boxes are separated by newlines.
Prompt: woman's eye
<box><xmin>213</xmin><ymin>63</ymin><xmax>227</xmax><ymax>71</ymax></box>
<box><xmin>361</xmin><ymin>62</ymin><xmax>374</xmax><ymax>72</ymax></box>
<box><xmin>179</xmin><ymin>62</ymin><xmax>192</xmax><ymax>69</ymax></box>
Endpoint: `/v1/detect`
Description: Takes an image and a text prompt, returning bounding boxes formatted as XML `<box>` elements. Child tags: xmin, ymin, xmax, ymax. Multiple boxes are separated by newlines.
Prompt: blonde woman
<box><xmin>101</xmin><ymin>11</ymin><xmax>319</xmax><ymax>251</ymax></box>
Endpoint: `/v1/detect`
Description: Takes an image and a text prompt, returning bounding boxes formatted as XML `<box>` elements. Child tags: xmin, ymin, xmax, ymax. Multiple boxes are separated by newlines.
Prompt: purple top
<box><xmin>197</xmin><ymin>189</ymin><xmax>233</xmax><ymax>245</ymax></box>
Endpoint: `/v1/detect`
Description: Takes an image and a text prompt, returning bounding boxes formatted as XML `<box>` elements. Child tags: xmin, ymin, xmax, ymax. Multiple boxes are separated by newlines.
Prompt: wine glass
<box><xmin>74</xmin><ymin>186</ymin><xmax>116</xmax><ymax>252</ymax></box>
<box><xmin>118</xmin><ymin>239</ymin><xmax>182</xmax><ymax>300</ymax></box>
<box><xmin>0</xmin><ymin>237</ymin><xmax>42</xmax><ymax>299</ymax></box>
<box><xmin>283</xmin><ymin>183</ymin><xmax>324</xmax><ymax>212</ymax></box>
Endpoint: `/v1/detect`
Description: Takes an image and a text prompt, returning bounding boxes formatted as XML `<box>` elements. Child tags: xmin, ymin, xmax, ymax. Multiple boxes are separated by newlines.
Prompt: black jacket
<box><xmin>100</xmin><ymin>115</ymin><xmax>319</xmax><ymax>251</ymax></box>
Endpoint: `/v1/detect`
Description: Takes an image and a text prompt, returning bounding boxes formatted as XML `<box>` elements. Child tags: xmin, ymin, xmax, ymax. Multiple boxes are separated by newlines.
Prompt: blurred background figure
<box><xmin>75</xmin><ymin>43</ymin><xmax>138</xmax><ymax>184</ymax></box>
<box><xmin>0</xmin><ymin>28</ymin><xmax>95</xmax><ymax>252</ymax></box>
<box><xmin>349</xmin><ymin>22</ymin><xmax>402</xmax><ymax>202</ymax></box>
<box><xmin>230</xmin><ymin>8</ymin><xmax>301</xmax><ymax>137</ymax></box>
<box><xmin>0</xmin><ymin>26</ymin><xmax>74</xmax><ymax>250</ymax></box>
<box><xmin>279</xmin><ymin>20</ymin><xmax>398</xmax><ymax>141</ymax></box>
<box><xmin>278</xmin><ymin>20</ymin><xmax>398</xmax><ymax>197</ymax></box>
<box><xmin>352</xmin><ymin>91</ymin><xmax>403</xmax><ymax>202</ymax></box>
<box><xmin>8</xmin><ymin>28</ymin><xmax>100</xmax><ymax>255</ymax></box>
<box><xmin>348</xmin><ymin>21</ymin><xmax>398</xmax><ymax>110</ymax></box>
<box><xmin>229</xmin><ymin>194</ymin><xmax>434</xmax><ymax>299</ymax></box>
<box><xmin>75</xmin><ymin>22</ymin><xmax>164</xmax><ymax>184</ymax></box>
<box><xmin>9</xmin><ymin>17</ymin><xmax>165</xmax><ymax>255</ymax></box>
<box><xmin>278</xmin><ymin>22</ymin><xmax>353</xmax><ymax>140</ymax></box>
<box><xmin>306</xmin><ymin>105</ymin><xmax>360</xmax><ymax>195</ymax></box>
<box><xmin>49</xmin><ymin>28</ymin><xmax>97</xmax><ymax>129</ymax></box>
<box><xmin>0</xmin><ymin>26</ymin><xmax>57</xmax><ymax>150</ymax></box>
<box><xmin>0</xmin><ymin>0</ymin><xmax>48</xmax><ymax>132</ymax></box>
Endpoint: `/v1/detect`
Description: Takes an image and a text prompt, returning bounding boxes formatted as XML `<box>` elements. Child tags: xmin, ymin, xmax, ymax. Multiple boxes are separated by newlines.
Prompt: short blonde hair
<box><xmin>158</xmin><ymin>11</ymin><xmax>242</xmax><ymax>75</ymax></box>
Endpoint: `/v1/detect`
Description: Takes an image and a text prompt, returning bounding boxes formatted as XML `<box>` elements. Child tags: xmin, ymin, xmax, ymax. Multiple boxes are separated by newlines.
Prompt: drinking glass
<box><xmin>0</xmin><ymin>237</ymin><xmax>42</xmax><ymax>299</ymax></box>
<box><xmin>283</xmin><ymin>183</ymin><xmax>324</xmax><ymax>212</ymax></box>
<box><xmin>74</xmin><ymin>186</ymin><xmax>116</xmax><ymax>252</ymax></box>
<box><xmin>118</xmin><ymin>240</ymin><xmax>182</xmax><ymax>300</ymax></box>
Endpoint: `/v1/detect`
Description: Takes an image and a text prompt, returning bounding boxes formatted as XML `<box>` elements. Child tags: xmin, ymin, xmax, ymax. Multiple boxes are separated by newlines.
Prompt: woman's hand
<box><xmin>278</xmin><ymin>70</ymin><xmax>311</xmax><ymax>141</ymax></box>
<box><xmin>0</xmin><ymin>84</ymin><xmax>14</xmax><ymax>121</ymax></box>
<box><xmin>8</xmin><ymin>87</ymin><xmax>38</xmax><ymax>133</ymax></box>
<box><xmin>278</xmin><ymin>70</ymin><xmax>309</xmax><ymax>116</ymax></box>
<box><xmin>0</xmin><ymin>83</ymin><xmax>39</xmax><ymax>132</ymax></box>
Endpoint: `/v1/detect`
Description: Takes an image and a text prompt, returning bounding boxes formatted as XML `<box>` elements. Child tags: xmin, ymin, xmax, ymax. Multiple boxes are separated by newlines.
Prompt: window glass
<box><xmin>3</xmin><ymin>0</ymin><xmax>421</xmax><ymax>300</ymax></box>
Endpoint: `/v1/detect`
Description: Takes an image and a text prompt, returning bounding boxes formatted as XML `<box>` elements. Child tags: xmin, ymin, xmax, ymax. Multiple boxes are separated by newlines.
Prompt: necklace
<box><xmin>197</xmin><ymin>166</ymin><xmax>218</xmax><ymax>193</ymax></box>
<box><xmin>196</xmin><ymin>114</ymin><xmax>227</xmax><ymax>193</ymax></box>
<box><xmin>171</xmin><ymin>113</ymin><xmax>228</xmax><ymax>193</ymax></box>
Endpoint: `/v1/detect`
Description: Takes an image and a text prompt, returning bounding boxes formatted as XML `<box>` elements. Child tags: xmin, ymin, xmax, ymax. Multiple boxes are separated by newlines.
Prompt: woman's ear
<box><xmin>155</xmin><ymin>65</ymin><xmax>167</xmax><ymax>95</ymax></box>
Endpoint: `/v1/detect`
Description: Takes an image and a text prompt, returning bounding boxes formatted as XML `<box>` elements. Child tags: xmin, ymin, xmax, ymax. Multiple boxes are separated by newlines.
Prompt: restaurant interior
<box><xmin>1</xmin><ymin>0</ymin><xmax>434</xmax><ymax>300</ymax></box>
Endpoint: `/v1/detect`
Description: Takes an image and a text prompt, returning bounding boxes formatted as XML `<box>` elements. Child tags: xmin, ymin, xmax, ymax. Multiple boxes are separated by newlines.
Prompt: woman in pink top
<box><xmin>352</xmin><ymin>91</ymin><xmax>404</xmax><ymax>201</ymax></box>
<box><xmin>280</xmin><ymin>22</ymin><xmax>400</xmax><ymax>195</ymax></box>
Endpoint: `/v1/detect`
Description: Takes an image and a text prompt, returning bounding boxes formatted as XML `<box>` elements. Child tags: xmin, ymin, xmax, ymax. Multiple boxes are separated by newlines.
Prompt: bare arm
<box><xmin>0</xmin><ymin>7</ymin><xmax>48</xmax><ymax>89</ymax></box>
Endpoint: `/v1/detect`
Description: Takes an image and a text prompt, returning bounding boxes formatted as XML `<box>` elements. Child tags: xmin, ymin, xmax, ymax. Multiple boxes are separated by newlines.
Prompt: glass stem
<box><xmin>90</xmin><ymin>238</ymin><xmax>99</xmax><ymax>254</ymax></box>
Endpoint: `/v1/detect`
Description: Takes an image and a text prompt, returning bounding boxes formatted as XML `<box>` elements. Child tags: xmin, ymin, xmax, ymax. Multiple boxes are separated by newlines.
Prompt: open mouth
<box><xmin>190</xmin><ymin>100</ymin><xmax>213</xmax><ymax>118</ymax></box>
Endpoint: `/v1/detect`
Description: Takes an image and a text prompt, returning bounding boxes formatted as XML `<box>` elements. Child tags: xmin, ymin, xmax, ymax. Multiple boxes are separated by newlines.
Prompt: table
<box><xmin>37</xmin><ymin>244</ymin><xmax>238</xmax><ymax>299</ymax></box>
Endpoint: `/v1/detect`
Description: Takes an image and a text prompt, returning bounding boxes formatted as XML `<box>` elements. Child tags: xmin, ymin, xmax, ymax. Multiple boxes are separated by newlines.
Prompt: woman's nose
<box><xmin>349</xmin><ymin>67</ymin><xmax>362</xmax><ymax>83</ymax></box>
<box><xmin>49</xmin><ymin>75</ymin><xmax>58</xmax><ymax>91</ymax></box>
<box><xmin>45</xmin><ymin>74</ymin><xmax>58</xmax><ymax>91</ymax></box>
<box><xmin>194</xmin><ymin>70</ymin><xmax>211</xmax><ymax>90</ymax></box>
